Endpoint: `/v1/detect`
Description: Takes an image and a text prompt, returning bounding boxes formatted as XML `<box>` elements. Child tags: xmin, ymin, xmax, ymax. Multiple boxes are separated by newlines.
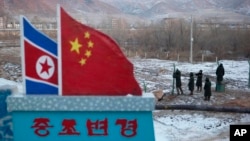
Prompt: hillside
<box><xmin>1</xmin><ymin>0</ymin><xmax>250</xmax><ymax>24</ymax></box>
<box><xmin>101</xmin><ymin>0</ymin><xmax>250</xmax><ymax>15</ymax></box>
<box><xmin>1</xmin><ymin>0</ymin><xmax>122</xmax><ymax>18</ymax></box>
<box><xmin>100</xmin><ymin>0</ymin><xmax>250</xmax><ymax>22</ymax></box>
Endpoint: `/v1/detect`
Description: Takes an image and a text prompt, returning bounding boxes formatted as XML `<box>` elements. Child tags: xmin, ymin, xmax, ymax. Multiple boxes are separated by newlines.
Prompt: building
<box><xmin>0</xmin><ymin>17</ymin><xmax>4</xmax><ymax>28</ymax></box>
<box><xmin>0</xmin><ymin>0</ymin><xmax>6</xmax><ymax>28</ymax></box>
<box><xmin>0</xmin><ymin>0</ymin><xmax>4</xmax><ymax>9</ymax></box>
<box><xmin>161</xmin><ymin>18</ymin><xmax>183</xmax><ymax>29</ymax></box>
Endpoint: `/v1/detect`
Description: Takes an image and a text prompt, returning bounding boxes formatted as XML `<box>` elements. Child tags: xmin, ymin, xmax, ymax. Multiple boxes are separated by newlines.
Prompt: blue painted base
<box><xmin>8</xmin><ymin>96</ymin><xmax>156</xmax><ymax>141</ymax></box>
<box><xmin>0</xmin><ymin>89</ymin><xmax>13</xmax><ymax>140</ymax></box>
<box><xmin>12</xmin><ymin>111</ymin><xmax>155</xmax><ymax>141</ymax></box>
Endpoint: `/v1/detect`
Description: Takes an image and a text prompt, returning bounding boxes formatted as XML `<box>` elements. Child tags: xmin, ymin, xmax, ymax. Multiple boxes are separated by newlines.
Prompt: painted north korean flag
<box><xmin>21</xmin><ymin>17</ymin><xmax>58</xmax><ymax>95</ymax></box>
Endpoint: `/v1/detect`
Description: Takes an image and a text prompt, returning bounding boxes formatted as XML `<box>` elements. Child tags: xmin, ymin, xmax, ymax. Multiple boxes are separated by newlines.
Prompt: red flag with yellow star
<box><xmin>59</xmin><ymin>7</ymin><xmax>142</xmax><ymax>96</ymax></box>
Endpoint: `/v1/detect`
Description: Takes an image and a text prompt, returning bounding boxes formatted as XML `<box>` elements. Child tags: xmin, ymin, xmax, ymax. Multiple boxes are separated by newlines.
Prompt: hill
<box><xmin>1</xmin><ymin>0</ymin><xmax>250</xmax><ymax>24</ymax></box>
<box><xmin>100</xmin><ymin>0</ymin><xmax>250</xmax><ymax>22</ymax></box>
<box><xmin>3</xmin><ymin>0</ymin><xmax>122</xmax><ymax>16</ymax></box>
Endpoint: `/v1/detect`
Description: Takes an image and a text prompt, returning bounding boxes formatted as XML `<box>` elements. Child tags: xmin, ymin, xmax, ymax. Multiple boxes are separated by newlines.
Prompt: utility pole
<box><xmin>248</xmin><ymin>60</ymin><xmax>250</xmax><ymax>88</ymax></box>
<box><xmin>190</xmin><ymin>15</ymin><xmax>193</xmax><ymax>63</ymax></box>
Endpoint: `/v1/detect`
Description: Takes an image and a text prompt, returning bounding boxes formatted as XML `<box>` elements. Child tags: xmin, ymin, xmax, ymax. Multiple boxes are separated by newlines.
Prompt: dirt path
<box><xmin>156</xmin><ymin>89</ymin><xmax>250</xmax><ymax>109</ymax></box>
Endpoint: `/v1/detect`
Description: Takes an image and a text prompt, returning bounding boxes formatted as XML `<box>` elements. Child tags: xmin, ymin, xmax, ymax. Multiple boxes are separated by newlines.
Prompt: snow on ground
<box><xmin>0</xmin><ymin>78</ymin><xmax>22</xmax><ymax>94</ymax></box>
<box><xmin>133</xmin><ymin>59</ymin><xmax>250</xmax><ymax>92</ymax></box>
<box><xmin>131</xmin><ymin>58</ymin><xmax>250</xmax><ymax>141</ymax></box>
<box><xmin>153</xmin><ymin>110</ymin><xmax>250</xmax><ymax>141</ymax></box>
<box><xmin>1</xmin><ymin>58</ymin><xmax>250</xmax><ymax>141</ymax></box>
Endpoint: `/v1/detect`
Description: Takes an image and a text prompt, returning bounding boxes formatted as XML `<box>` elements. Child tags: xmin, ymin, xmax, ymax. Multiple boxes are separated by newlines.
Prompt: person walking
<box><xmin>195</xmin><ymin>70</ymin><xmax>203</xmax><ymax>92</ymax></box>
<box><xmin>173</xmin><ymin>69</ymin><xmax>183</xmax><ymax>95</ymax></box>
<box><xmin>204</xmin><ymin>77</ymin><xmax>212</xmax><ymax>101</ymax></box>
<box><xmin>188</xmin><ymin>72</ymin><xmax>194</xmax><ymax>95</ymax></box>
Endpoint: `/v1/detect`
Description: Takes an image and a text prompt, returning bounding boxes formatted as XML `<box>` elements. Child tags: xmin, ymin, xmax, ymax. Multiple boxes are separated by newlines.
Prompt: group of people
<box><xmin>189</xmin><ymin>70</ymin><xmax>212</xmax><ymax>101</ymax></box>
<box><xmin>173</xmin><ymin>63</ymin><xmax>224</xmax><ymax>101</ymax></box>
<box><xmin>173</xmin><ymin>69</ymin><xmax>211</xmax><ymax>100</ymax></box>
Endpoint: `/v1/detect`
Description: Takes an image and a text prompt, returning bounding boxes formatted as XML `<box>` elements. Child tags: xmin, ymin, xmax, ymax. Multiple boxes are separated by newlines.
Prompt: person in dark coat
<box><xmin>216</xmin><ymin>63</ymin><xmax>225</xmax><ymax>84</ymax></box>
<box><xmin>204</xmin><ymin>77</ymin><xmax>212</xmax><ymax>101</ymax></box>
<box><xmin>173</xmin><ymin>69</ymin><xmax>183</xmax><ymax>95</ymax></box>
<box><xmin>188</xmin><ymin>72</ymin><xmax>194</xmax><ymax>95</ymax></box>
<box><xmin>195</xmin><ymin>70</ymin><xmax>203</xmax><ymax>92</ymax></box>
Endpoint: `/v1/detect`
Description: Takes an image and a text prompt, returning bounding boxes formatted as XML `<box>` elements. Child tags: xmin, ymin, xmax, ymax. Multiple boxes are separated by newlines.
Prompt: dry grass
<box><xmin>0</xmin><ymin>47</ymin><xmax>21</xmax><ymax>64</ymax></box>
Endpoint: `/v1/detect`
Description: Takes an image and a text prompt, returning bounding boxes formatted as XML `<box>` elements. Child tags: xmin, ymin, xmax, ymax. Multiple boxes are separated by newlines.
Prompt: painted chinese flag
<box><xmin>59</xmin><ymin>7</ymin><xmax>142</xmax><ymax>96</ymax></box>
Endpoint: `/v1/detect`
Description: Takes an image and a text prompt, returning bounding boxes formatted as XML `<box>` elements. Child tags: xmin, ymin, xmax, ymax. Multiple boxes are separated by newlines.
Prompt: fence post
<box><xmin>143</xmin><ymin>81</ymin><xmax>147</xmax><ymax>93</ymax></box>
<box><xmin>171</xmin><ymin>63</ymin><xmax>176</xmax><ymax>95</ymax></box>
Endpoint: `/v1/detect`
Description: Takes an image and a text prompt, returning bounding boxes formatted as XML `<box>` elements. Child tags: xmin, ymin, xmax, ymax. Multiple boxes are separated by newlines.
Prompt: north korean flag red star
<box><xmin>36</xmin><ymin>55</ymin><xmax>55</xmax><ymax>80</ymax></box>
<box><xmin>22</xmin><ymin>16</ymin><xmax>58</xmax><ymax>95</ymax></box>
<box><xmin>24</xmin><ymin>40</ymin><xmax>58</xmax><ymax>87</ymax></box>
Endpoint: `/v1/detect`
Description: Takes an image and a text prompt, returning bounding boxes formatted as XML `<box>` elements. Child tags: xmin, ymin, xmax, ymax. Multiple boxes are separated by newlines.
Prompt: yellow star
<box><xmin>84</xmin><ymin>32</ymin><xmax>90</xmax><ymax>39</ymax></box>
<box><xmin>88</xmin><ymin>41</ymin><xmax>94</xmax><ymax>48</ymax></box>
<box><xmin>79</xmin><ymin>58</ymin><xmax>86</xmax><ymax>66</ymax></box>
<box><xmin>70</xmin><ymin>38</ymin><xmax>82</xmax><ymax>54</ymax></box>
<box><xmin>85</xmin><ymin>50</ymin><xmax>92</xmax><ymax>58</ymax></box>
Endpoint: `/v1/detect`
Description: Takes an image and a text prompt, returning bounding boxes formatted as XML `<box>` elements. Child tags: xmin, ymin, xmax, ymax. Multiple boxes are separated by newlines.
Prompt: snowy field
<box><xmin>1</xmin><ymin>58</ymin><xmax>250</xmax><ymax>141</ymax></box>
<box><xmin>133</xmin><ymin>58</ymin><xmax>250</xmax><ymax>141</ymax></box>
<box><xmin>133</xmin><ymin>59</ymin><xmax>250</xmax><ymax>92</ymax></box>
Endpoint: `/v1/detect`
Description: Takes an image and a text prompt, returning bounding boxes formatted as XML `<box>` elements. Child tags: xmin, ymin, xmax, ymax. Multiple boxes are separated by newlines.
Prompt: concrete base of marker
<box><xmin>7</xmin><ymin>95</ymin><xmax>155</xmax><ymax>141</ymax></box>
<box><xmin>0</xmin><ymin>86</ymin><xmax>14</xmax><ymax>140</ymax></box>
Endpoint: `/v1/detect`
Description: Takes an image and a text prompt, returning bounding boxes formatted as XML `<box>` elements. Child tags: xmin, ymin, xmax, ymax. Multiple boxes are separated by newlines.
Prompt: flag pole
<box><xmin>57</xmin><ymin>5</ymin><xmax>62</xmax><ymax>95</ymax></box>
<box><xmin>20</xmin><ymin>16</ymin><xmax>26</xmax><ymax>94</ymax></box>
